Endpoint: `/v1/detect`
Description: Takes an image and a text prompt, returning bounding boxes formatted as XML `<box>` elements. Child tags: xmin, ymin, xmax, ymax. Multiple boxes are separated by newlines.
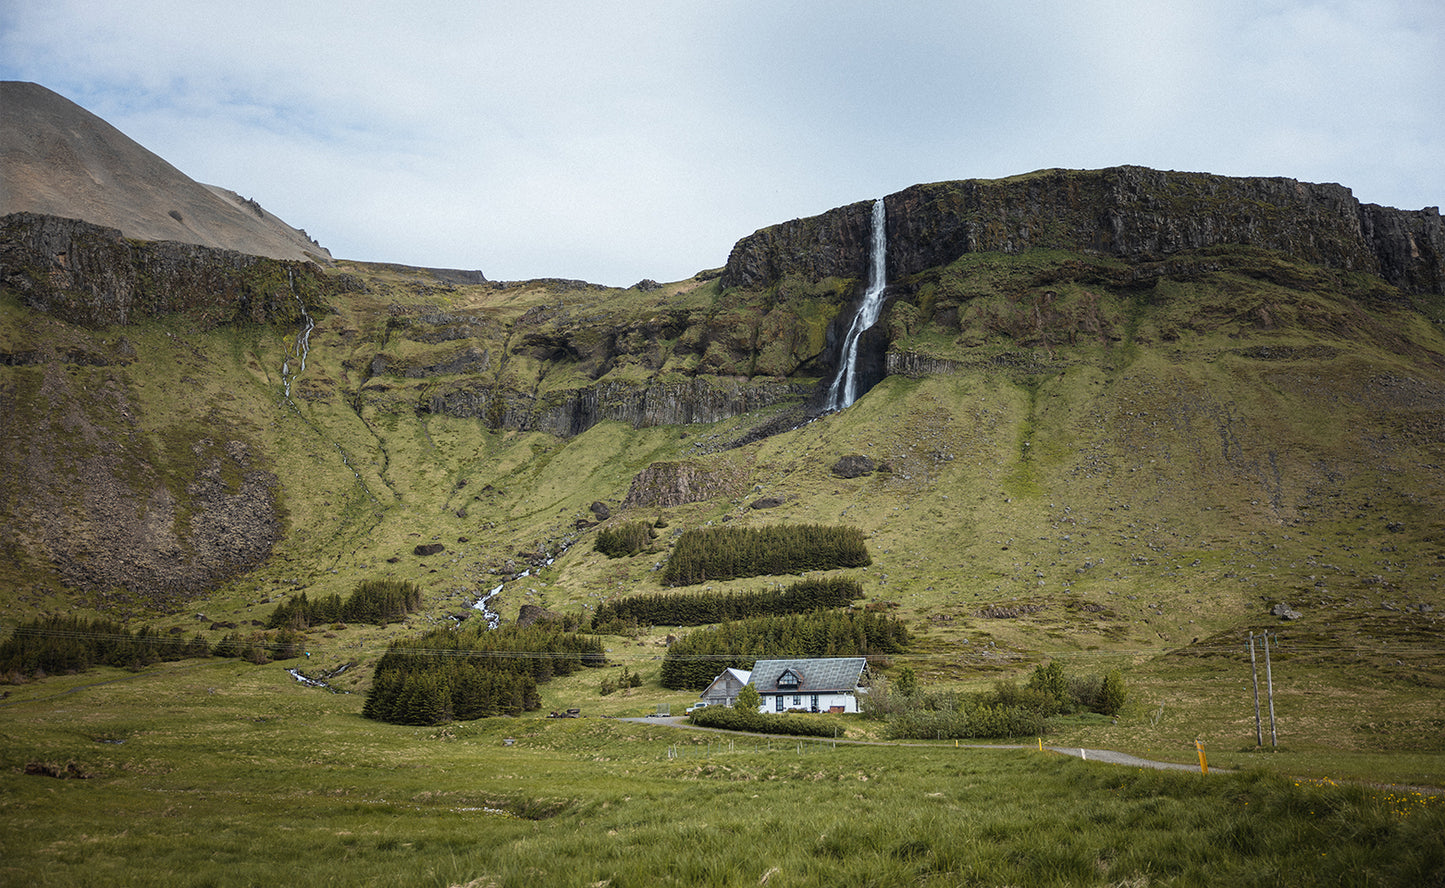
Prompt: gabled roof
<box><xmin>749</xmin><ymin>657</ymin><xmax>867</xmax><ymax>694</ymax></box>
<box><xmin>702</xmin><ymin>667</ymin><xmax>752</xmax><ymax>695</ymax></box>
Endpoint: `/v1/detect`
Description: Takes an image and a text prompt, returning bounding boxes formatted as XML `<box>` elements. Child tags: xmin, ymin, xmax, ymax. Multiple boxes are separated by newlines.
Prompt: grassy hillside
<box><xmin>2</xmin><ymin>242</ymin><xmax>1443</xmax><ymax>790</ymax></box>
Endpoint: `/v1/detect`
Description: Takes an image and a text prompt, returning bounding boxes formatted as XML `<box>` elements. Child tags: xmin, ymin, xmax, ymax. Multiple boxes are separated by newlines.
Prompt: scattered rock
<box><xmin>590</xmin><ymin>501</ymin><xmax>611</xmax><ymax>520</ymax></box>
<box><xmin>975</xmin><ymin>603</ymin><xmax>1048</xmax><ymax>619</ymax></box>
<box><xmin>414</xmin><ymin>543</ymin><xmax>446</xmax><ymax>557</ymax></box>
<box><xmin>1271</xmin><ymin>602</ymin><xmax>1302</xmax><ymax>620</ymax></box>
<box><xmin>749</xmin><ymin>497</ymin><xmax>784</xmax><ymax>510</ymax></box>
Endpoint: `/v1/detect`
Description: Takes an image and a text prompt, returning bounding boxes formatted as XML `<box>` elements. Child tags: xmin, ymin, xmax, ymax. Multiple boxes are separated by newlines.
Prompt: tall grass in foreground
<box><xmin>0</xmin><ymin>663</ymin><xmax>1441</xmax><ymax>887</ymax></box>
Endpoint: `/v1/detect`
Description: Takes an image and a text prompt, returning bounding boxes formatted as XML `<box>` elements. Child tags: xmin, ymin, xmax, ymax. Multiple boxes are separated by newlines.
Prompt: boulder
<box><xmin>831</xmin><ymin>455</ymin><xmax>876</xmax><ymax>478</ymax></box>
<box><xmin>1271</xmin><ymin>602</ymin><xmax>1302</xmax><ymax>620</ymax></box>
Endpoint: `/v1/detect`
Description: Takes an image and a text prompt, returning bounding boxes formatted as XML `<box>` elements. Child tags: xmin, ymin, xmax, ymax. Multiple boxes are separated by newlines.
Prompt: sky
<box><xmin>2</xmin><ymin>1</ymin><xmax>1441</xmax><ymax>287</ymax></box>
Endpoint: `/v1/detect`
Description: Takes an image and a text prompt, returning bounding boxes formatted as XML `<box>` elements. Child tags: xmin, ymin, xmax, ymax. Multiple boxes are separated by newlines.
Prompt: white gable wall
<box><xmin>755</xmin><ymin>690</ymin><xmax>859</xmax><ymax>714</ymax></box>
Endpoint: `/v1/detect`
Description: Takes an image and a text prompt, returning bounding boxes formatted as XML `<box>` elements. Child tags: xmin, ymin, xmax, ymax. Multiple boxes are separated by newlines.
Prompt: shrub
<box><xmin>881</xmin><ymin>662</ymin><xmax>1130</xmax><ymax>739</ymax></box>
<box><xmin>1099</xmin><ymin>669</ymin><xmax>1128</xmax><ymax>716</ymax></box>
<box><xmin>689</xmin><ymin>704</ymin><xmax>845</xmax><ymax>738</ymax></box>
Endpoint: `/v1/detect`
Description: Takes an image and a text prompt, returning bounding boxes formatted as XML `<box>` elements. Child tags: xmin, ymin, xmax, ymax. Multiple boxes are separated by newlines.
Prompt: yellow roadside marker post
<box><xmin>1195</xmin><ymin>741</ymin><xmax>1209</xmax><ymax>774</ymax></box>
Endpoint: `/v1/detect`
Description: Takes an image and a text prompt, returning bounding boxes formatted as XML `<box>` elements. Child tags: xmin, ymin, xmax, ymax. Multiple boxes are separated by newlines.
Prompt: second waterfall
<box><xmin>824</xmin><ymin>197</ymin><xmax>887</xmax><ymax>412</ymax></box>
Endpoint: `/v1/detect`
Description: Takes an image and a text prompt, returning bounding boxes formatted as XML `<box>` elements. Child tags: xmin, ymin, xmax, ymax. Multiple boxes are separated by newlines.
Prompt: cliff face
<box><xmin>723</xmin><ymin>167</ymin><xmax>1444</xmax><ymax>300</ymax></box>
<box><xmin>0</xmin><ymin>213</ymin><xmax>332</xmax><ymax>328</ymax></box>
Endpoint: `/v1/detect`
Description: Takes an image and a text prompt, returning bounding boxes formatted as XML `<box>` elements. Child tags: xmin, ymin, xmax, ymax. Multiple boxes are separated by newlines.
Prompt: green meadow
<box><xmin>2</xmin><ymin>659</ymin><xmax>1441</xmax><ymax>888</ymax></box>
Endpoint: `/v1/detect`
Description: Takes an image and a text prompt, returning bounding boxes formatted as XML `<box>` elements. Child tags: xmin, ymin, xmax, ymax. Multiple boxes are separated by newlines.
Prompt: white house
<box><xmin>699</xmin><ymin>667</ymin><xmax>752</xmax><ymax>708</ymax></box>
<box><xmin>747</xmin><ymin>657</ymin><xmax>869</xmax><ymax>714</ymax></box>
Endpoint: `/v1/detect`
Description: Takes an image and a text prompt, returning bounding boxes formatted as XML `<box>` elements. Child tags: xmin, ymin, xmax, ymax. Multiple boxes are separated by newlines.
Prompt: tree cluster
<box><xmin>212</xmin><ymin>628</ymin><xmax>307</xmax><ymax>665</ymax></box>
<box><xmin>661</xmin><ymin>524</ymin><xmax>871</xmax><ymax>586</ymax></box>
<box><xmin>362</xmin><ymin>623</ymin><xmax>606</xmax><ymax>726</ymax></box>
<box><xmin>266</xmin><ymin>579</ymin><xmax>422</xmax><ymax>630</ymax></box>
<box><xmin>0</xmin><ymin>616</ymin><xmax>211</xmax><ymax>678</ymax></box>
<box><xmin>592</xmin><ymin>577</ymin><xmax>863</xmax><ymax>630</ymax></box>
<box><xmin>593</xmin><ymin>521</ymin><xmax>656</xmax><ymax>558</ymax></box>
<box><xmin>659</xmin><ymin>610</ymin><xmax>909</xmax><ymax>690</ymax></box>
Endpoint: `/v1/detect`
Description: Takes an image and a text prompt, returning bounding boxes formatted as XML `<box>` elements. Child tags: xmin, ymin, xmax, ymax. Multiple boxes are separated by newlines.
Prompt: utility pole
<box><xmin>1248</xmin><ymin>631</ymin><xmax>1263</xmax><ymax>746</ymax></box>
<box><xmin>1264</xmin><ymin>631</ymin><xmax>1278</xmax><ymax>746</ymax></box>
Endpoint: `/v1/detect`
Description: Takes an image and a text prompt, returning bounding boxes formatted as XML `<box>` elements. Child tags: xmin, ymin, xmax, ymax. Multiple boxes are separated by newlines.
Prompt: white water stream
<box><xmin>824</xmin><ymin>198</ymin><xmax>887</xmax><ymax>412</ymax></box>
<box><xmin>281</xmin><ymin>281</ymin><xmax>314</xmax><ymax>400</ymax></box>
<box><xmin>472</xmin><ymin>582</ymin><xmax>506</xmax><ymax>629</ymax></box>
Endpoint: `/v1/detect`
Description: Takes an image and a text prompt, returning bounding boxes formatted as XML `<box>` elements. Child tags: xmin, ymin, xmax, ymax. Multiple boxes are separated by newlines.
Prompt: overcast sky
<box><xmin>2</xmin><ymin>1</ymin><xmax>1441</xmax><ymax>286</ymax></box>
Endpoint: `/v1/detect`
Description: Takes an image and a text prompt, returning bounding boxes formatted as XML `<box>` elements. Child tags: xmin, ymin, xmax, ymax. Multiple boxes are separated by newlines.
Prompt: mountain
<box><xmin>1</xmin><ymin>87</ymin><xmax>1443</xmax><ymax>759</ymax></box>
<box><xmin>0</xmin><ymin>81</ymin><xmax>329</xmax><ymax>264</ymax></box>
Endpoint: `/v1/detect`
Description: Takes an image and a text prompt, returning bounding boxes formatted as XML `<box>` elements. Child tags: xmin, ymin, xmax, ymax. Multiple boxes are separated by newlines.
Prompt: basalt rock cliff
<box><xmin>723</xmin><ymin>166</ymin><xmax>1444</xmax><ymax>300</ymax></box>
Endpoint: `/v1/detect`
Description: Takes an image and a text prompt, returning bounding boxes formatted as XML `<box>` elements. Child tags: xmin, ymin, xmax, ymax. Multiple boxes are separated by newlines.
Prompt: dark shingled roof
<box><xmin>749</xmin><ymin>657</ymin><xmax>867</xmax><ymax>693</ymax></box>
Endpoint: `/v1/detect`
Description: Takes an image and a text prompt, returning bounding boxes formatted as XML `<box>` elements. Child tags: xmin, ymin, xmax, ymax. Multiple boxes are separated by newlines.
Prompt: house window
<box><xmin>792</xmin><ymin>695</ymin><xmax>801</xmax><ymax>707</ymax></box>
<box><xmin>777</xmin><ymin>668</ymin><xmax>800</xmax><ymax>690</ymax></box>
<box><xmin>775</xmin><ymin>694</ymin><xmax>784</xmax><ymax>712</ymax></box>
<box><xmin>810</xmin><ymin>694</ymin><xmax>819</xmax><ymax>711</ymax></box>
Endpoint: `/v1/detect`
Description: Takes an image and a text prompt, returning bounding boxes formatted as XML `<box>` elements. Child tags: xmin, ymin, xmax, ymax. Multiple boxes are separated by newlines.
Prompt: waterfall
<box><xmin>281</xmin><ymin>276</ymin><xmax>314</xmax><ymax>400</ymax></box>
<box><xmin>824</xmin><ymin>198</ymin><xmax>887</xmax><ymax>412</ymax></box>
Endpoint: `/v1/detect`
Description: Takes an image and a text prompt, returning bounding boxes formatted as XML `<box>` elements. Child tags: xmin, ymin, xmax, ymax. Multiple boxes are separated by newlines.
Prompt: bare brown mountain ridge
<box><xmin>0</xmin><ymin>81</ymin><xmax>330</xmax><ymax>264</ymax></box>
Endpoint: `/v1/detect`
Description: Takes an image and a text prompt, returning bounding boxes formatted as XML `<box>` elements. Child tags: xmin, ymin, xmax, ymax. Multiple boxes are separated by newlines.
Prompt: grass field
<box><xmin>2</xmin><ymin>660</ymin><xmax>1442</xmax><ymax>887</ymax></box>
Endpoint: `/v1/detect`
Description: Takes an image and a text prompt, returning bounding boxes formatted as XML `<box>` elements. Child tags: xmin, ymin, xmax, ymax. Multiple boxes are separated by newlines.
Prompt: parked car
<box><xmin>684</xmin><ymin>702</ymin><xmax>708</xmax><ymax>714</ymax></box>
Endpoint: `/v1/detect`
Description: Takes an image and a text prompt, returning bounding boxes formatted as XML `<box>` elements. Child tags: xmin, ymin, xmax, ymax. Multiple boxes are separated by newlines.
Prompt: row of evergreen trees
<box><xmin>0</xmin><ymin>616</ymin><xmax>211</xmax><ymax>677</ymax></box>
<box><xmin>592</xmin><ymin>577</ymin><xmax>864</xmax><ymax>630</ymax></box>
<box><xmin>363</xmin><ymin>623</ymin><xmax>607</xmax><ymax>725</ymax></box>
<box><xmin>661</xmin><ymin>524</ymin><xmax>871</xmax><ymax>586</ymax></box>
<box><xmin>659</xmin><ymin>610</ymin><xmax>909</xmax><ymax>690</ymax></box>
<box><xmin>0</xmin><ymin>616</ymin><xmax>315</xmax><ymax>679</ymax></box>
<box><xmin>266</xmin><ymin>579</ymin><xmax>422</xmax><ymax>630</ymax></box>
<box><xmin>593</xmin><ymin>521</ymin><xmax>657</xmax><ymax>558</ymax></box>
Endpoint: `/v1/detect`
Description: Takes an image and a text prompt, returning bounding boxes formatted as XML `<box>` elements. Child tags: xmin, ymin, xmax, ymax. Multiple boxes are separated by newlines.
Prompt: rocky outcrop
<box><xmin>416</xmin><ymin>377</ymin><xmax>811</xmax><ymax>437</ymax></box>
<box><xmin>622</xmin><ymin>459</ymin><xmax>745</xmax><ymax>509</ymax></box>
<box><xmin>0</xmin><ymin>212</ymin><xmax>331</xmax><ymax>328</ymax></box>
<box><xmin>722</xmin><ymin>167</ymin><xmax>1444</xmax><ymax>298</ymax></box>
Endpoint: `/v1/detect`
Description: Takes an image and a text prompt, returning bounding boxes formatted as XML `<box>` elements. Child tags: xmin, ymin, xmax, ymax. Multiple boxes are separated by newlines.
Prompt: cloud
<box><xmin>3</xmin><ymin>0</ymin><xmax>1441</xmax><ymax>284</ymax></box>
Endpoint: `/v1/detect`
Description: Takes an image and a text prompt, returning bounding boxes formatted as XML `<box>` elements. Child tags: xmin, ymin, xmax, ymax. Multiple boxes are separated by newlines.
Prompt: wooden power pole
<box><xmin>1264</xmin><ymin>631</ymin><xmax>1278</xmax><ymax>746</ymax></box>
